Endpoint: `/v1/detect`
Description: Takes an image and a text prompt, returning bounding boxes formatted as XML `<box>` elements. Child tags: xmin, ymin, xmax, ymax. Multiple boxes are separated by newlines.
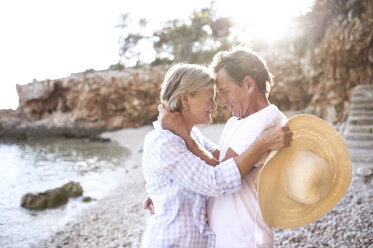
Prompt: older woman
<box><xmin>141</xmin><ymin>64</ymin><xmax>291</xmax><ymax>248</ymax></box>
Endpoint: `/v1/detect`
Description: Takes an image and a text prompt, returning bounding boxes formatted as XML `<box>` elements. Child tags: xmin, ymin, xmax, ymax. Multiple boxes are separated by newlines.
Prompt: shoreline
<box><xmin>37</xmin><ymin>125</ymin><xmax>153</xmax><ymax>248</ymax></box>
<box><xmin>38</xmin><ymin>121</ymin><xmax>373</xmax><ymax>247</ymax></box>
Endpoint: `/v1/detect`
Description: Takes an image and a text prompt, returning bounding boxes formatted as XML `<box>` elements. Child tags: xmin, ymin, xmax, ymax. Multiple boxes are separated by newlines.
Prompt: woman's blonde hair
<box><xmin>160</xmin><ymin>63</ymin><xmax>215</xmax><ymax>112</ymax></box>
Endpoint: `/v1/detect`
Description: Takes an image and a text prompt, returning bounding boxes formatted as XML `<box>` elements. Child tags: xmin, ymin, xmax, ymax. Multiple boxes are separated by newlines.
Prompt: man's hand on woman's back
<box><xmin>143</xmin><ymin>195</ymin><xmax>154</xmax><ymax>215</ymax></box>
<box><xmin>158</xmin><ymin>105</ymin><xmax>188</xmax><ymax>138</ymax></box>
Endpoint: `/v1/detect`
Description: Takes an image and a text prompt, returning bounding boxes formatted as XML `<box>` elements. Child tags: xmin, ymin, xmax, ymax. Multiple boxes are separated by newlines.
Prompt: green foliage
<box><xmin>108</xmin><ymin>63</ymin><xmax>124</xmax><ymax>71</ymax></box>
<box><xmin>116</xmin><ymin>13</ymin><xmax>150</xmax><ymax>67</ymax></box>
<box><xmin>150</xmin><ymin>58</ymin><xmax>173</xmax><ymax>66</ymax></box>
<box><xmin>115</xmin><ymin>0</ymin><xmax>367</xmax><ymax>66</ymax></box>
<box><xmin>84</xmin><ymin>68</ymin><xmax>96</xmax><ymax>74</ymax></box>
<box><xmin>152</xmin><ymin>3</ymin><xmax>233</xmax><ymax>64</ymax></box>
<box><xmin>117</xmin><ymin>2</ymin><xmax>234</xmax><ymax>66</ymax></box>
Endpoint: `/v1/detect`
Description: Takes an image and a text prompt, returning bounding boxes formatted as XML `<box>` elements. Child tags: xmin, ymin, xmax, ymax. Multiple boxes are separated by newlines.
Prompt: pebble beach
<box><xmin>37</xmin><ymin>123</ymin><xmax>373</xmax><ymax>248</ymax></box>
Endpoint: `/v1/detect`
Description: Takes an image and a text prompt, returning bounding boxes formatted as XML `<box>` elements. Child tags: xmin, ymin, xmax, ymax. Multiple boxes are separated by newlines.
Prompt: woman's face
<box><xmin>185</xmin><ymin>88</ymin><xmax>217</xmax><ymax>125</ymax></box>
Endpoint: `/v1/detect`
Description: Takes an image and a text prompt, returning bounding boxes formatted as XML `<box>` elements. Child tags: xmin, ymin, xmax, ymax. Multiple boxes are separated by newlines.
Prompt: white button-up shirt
<box><xmin>141</xmin><ymin>121</ymin><xmax>242</xmax><ymax>248</ymax></box>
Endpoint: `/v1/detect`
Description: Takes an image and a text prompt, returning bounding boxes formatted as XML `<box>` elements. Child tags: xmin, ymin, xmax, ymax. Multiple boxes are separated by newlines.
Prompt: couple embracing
<box><xmin>142</xmin><ymin>47</ymin><xmax>290</xmax><ymax>248</ymax></box>
<box><xmin>140</xmin><ymin>47</ymin><xmax>351</xmax><ymax>247</ymax></box>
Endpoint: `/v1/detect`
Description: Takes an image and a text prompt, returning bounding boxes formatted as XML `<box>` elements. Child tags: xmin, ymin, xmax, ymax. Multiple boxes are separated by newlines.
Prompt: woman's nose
<box><xmin>211</xmin><ymin>100</ymin><xmax>217</xmax><ymax>110</ymax></box>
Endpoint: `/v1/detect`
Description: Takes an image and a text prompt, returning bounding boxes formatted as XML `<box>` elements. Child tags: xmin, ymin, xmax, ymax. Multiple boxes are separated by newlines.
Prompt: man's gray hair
<box><xmin>209</xmin><ymin>46</ymin><xmax>274</xmax><ymax>96</ymax></box>
<box><xmin>161</xmin><ymin>63</ymin><xmax>215</xmax><ymax>112</ymax></box>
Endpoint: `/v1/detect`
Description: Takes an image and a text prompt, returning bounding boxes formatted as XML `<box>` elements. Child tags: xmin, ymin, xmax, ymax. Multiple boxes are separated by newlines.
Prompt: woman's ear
<box><xmin>243</xmin><ymin>76</ymin><xmax>256</xmax><ymax>94</ymax></box>
<box><xmin>180</xmin><ymin>91</ymin><xmax>189</xmax><ymax>108</ymax></box>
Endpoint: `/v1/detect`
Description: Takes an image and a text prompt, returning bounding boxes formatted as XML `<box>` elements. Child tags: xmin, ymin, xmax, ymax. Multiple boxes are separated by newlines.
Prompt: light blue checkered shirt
<box><xmin>141</xmin><ymin>121</ymin><xmax>242</xmax><ymax>248</ymax></box>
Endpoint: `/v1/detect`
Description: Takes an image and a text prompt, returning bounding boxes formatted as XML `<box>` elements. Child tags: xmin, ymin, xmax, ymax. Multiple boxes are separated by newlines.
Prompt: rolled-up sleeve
<box><xmin>152</xmin><ymin>134</ymin><xmax>241</xmax><ymax>197</ymax></box>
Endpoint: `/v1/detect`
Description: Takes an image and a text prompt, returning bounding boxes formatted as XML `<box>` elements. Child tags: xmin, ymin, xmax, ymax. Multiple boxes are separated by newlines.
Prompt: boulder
<box><xmin>20</xmin><ymin>181</ymin><xmax>83</xmax><ymax>210</ymax></box>
<box><xmin>63</xmin><ymin>181</ymin><xmax>83</xmax><ymax>197</ymax></box>
<box><xmin>40</xmin><ymin>187</ymin><xmax>69</xmax><ymax>208</ymax></box>
<box><xmin>21</xmin><ymin>193</ymin><xmax>48</xmax><ymax>210</ymax></box>
<box><xmin>21</xmin><ymin>187</ymin><xmax>69</xmax><ymax>210</ymax></box>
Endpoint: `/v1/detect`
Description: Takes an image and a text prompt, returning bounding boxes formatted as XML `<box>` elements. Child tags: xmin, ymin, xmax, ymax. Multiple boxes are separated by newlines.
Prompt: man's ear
<box><xmin>180</xmin><ymin>91</ymin><xmax>189</xmax><ymax>107</ymax></box>
<box><xmin>243</xmin><ymin>76</ymin><xmax>256</xmax><ymax>94</ymax></box>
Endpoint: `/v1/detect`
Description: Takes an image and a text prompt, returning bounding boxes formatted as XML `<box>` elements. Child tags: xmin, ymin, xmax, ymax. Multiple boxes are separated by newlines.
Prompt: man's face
<box><xmin>216</xmin><ymin>68</ymin><xmax>250</xmax><ymax>118</ymax></box>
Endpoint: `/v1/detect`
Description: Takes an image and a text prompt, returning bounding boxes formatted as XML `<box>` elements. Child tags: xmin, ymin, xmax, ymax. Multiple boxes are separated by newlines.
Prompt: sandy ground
<box><xmin>38</xmin><ymin>121</ymin><xmax>373</xmax><ymax>248</ymax></box>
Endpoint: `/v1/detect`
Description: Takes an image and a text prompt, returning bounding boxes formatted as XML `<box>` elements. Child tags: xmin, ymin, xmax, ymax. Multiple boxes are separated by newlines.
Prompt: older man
<box><xmin>206</xmin><ymin>48</ymin><xmax>287</xmax><ymax>247</ymax></box>
<box><xmin>145</xmin><ymin>47</ymin><xmax>288</xmax><ymax>247</ymax></box>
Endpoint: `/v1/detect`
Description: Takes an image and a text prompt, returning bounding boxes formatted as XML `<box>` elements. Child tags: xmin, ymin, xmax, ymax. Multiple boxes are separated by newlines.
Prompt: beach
<box><xmin>37</xmin><ymin>123</ymin><xmax>373</xmax><ymax>248</ymax></box>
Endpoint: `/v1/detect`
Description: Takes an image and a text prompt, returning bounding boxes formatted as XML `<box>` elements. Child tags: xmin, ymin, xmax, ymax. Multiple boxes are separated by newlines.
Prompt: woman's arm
<box><xmin>180</xmin><ymin>125</ymin><xmax>291</xmax><ymax>178</ymax></box>
<box><xmin>233</xmin><ymin>125</ymin><xmax>291</xmax><ymax>177</ymax></box>
<box><xmin>159</xmin><ymin>106</ymin><xmax>292</xmax><ymax>178</ymax></box>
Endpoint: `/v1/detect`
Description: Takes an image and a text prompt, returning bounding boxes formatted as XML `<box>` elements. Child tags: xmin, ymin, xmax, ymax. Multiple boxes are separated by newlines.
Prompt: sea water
<box><xmin>0</xmin><ymin>137</ymin><xmax>130</xmax><ymax>248</ymax></box>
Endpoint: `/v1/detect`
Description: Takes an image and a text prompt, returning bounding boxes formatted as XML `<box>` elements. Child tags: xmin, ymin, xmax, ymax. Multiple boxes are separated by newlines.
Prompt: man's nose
<box><xmin>219</xmin><ymin>94</ymin><xmax>226</xmax><ymax>105</ymax></box>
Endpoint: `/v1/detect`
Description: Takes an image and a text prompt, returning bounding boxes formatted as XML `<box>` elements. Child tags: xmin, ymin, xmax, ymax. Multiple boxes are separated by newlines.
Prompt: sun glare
<box><xmin>216</xmin><ymin>0</ymin><xmax>314</xmax><ymax>44</ymax></box>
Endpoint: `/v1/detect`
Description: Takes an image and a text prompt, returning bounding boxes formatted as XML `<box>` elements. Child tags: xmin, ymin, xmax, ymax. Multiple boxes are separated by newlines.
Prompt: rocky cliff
<box><xmin>268</xmin><ymin>0</ymin><xmax>373</xmax><ymax>123</ymax></box>
<box><xmin>0</xmin><ymin>67</ymin><xmax>165</xmax><ymax>137</ymax></box>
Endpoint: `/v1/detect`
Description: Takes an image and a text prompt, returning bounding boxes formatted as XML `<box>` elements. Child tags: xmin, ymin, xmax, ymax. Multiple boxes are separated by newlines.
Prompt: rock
<box><xmin>41</xmin><ymin>187</ymin><xmax>69</xmax><ymax>208</ymax></box>
<box><xmin>21</xmin><ymin>182</ymin><xmax>84</xmax><ymax>210</ymax></box>
<box><xmin>21</xmin><ymin>187</ymin><xmax>69</xmax><ymax>210</ymax></box>
<box><xmin>89</xmin><ymin>136</ymin><xmax>111</xmax><ymax>143</ymax></box>
<box><xmin>357</xmin><ymin>167</ymin><xmax>373</xmax><ymax>176</ymax></box>
<box><xmin>82</xmin><ymin>196</ymin><xmax>94</xmax><ymax>202</ymax></box>
<box><xmin>0</xmin><ymin>66</ymin><xmax>232</xmax><ymax>138</ymax></box>
<box><xmin>20</xmin><ymin>193</ymin><xmax>48</xmax><ymax>210</ymax></box>
<box><xmin>63</xmin><ymin>181</ymin><xmax>83</xmax><ymax>197</ymax></box>
<box><xmin>263</xmin><ymin>0</ymin><xmax>373</xmax><ymax>124</ymax></box>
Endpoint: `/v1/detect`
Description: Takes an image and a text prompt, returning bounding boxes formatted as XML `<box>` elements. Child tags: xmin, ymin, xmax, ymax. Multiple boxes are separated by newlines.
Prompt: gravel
<box><xmin>36</xmin><ymin>166</ymin><xmax>148</xmax><ymax>248</ymax></box>
<box><xmin>35</xmin><ymin>125</ymin><xmax>373</xmax><ymax>248</ymax></box>
<box><xmin>36</xmin><ymin>168</ymin><xmax>373</xmax><ymax>248</ymax></box>
<box><xmin>274</xmin><ymin>174</ymin><xmax>373</xmax><ymax>248</ymax></box>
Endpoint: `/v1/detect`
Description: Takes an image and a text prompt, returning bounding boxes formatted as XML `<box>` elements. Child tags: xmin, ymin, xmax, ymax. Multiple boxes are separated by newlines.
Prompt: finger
<box><xmin>143</xmin><ymin>196</ymin><xmax>150</xmax><ymax>209</ymax></box>
<box><xmin>287</xmin><ymin>132</ymin><xmax>293</xmax><ymax>143</ymax></box>
<box><xmin>286</xmin><ymin>136</ymin><xmax>292</xmax><ymax>146</ymax></box>
<box><xmin>281</xmin><ymin>125</ymin><xmax>290</xmax><ymax>132</ymax></box>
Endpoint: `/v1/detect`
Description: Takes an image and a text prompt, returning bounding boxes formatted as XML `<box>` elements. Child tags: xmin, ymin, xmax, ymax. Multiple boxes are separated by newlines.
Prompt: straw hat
<box><xmin>257</xmin><ymin>114</ymin><xmax>352</xmax><ymax>229</ymax></box>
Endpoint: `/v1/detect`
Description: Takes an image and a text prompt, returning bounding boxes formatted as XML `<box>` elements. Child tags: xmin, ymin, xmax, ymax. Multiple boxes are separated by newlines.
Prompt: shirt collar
<box><xmin>153</xmin><ymin>120</ymin><xmax>162</xmax><ymax>130</ymax></box>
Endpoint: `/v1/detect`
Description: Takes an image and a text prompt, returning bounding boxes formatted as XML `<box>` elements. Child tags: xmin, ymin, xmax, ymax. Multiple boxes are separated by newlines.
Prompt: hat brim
<box><xmin>257</xmin><ymin>114</ymin><xmax>352</xmax><ymax>229</ymax></box>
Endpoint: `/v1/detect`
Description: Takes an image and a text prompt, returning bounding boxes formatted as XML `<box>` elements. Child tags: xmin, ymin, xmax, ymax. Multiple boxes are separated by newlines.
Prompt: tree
<box><xmin>152</xmin><ymin>3</ymin><xmax>233</xmax><ymax>64</ymax></box>
<box><xmin>116</xmin><ymin>13</ymin><xmax>149</xmax><ymax>67</ymax></box>
<box><xmin>116</xmin><ymin>2</ymin><xmax>235</xmax><ymax>66</ymax></box>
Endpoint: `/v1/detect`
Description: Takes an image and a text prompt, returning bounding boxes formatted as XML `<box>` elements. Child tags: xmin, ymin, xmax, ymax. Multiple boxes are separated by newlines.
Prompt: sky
<box><xmin>0</xmin><ymin>0</ymin><xmax>314</xmax><ymax>110</ymax></box>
